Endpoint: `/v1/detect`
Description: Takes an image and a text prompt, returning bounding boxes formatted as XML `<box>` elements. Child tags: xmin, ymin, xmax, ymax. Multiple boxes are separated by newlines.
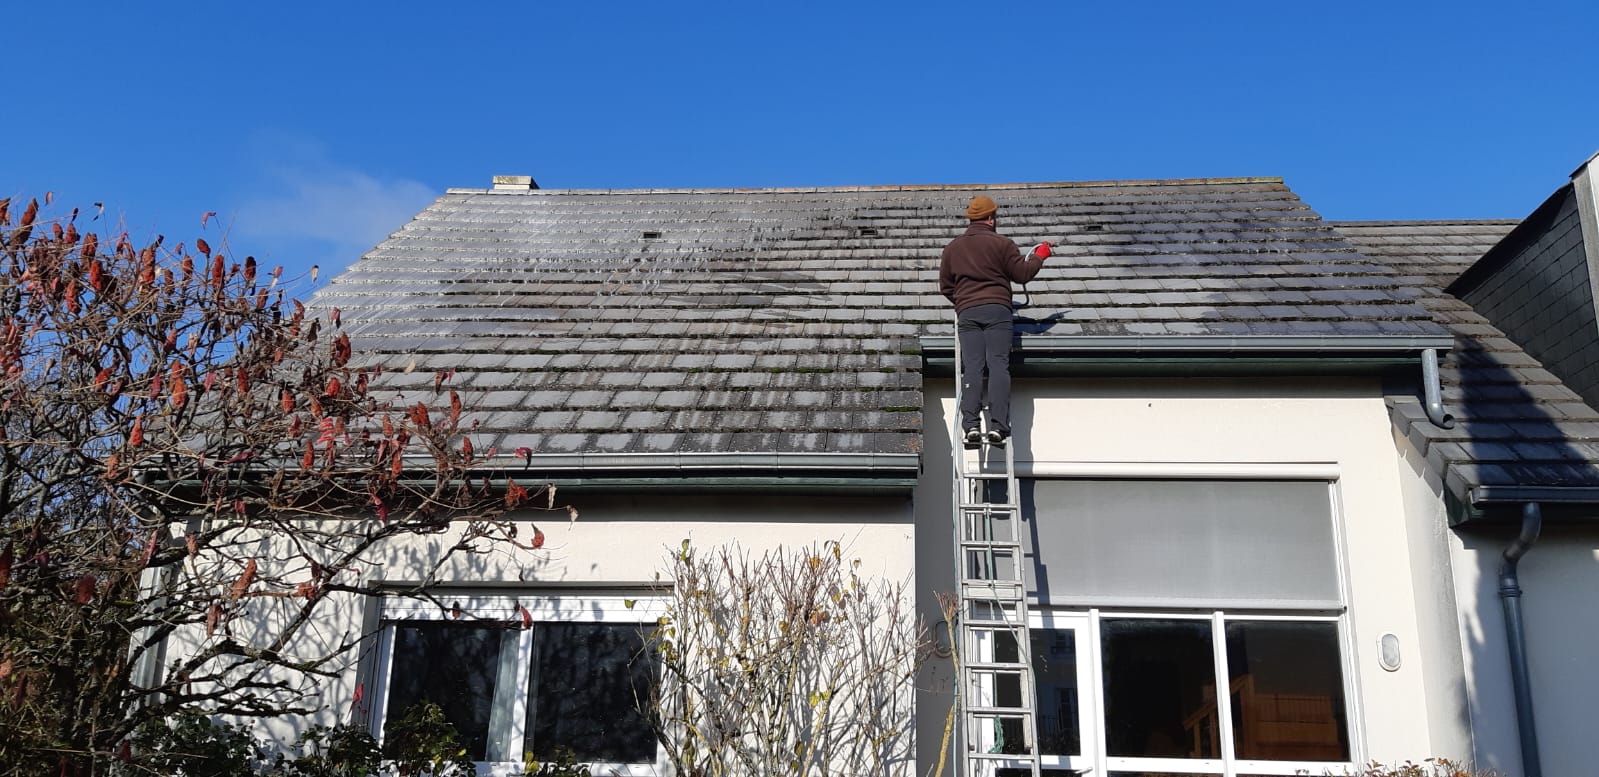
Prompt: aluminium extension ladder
<box><xmin>951</xmin><ymin>334</ymin><xmax>1043</xmax><ymax>777</ymax></box>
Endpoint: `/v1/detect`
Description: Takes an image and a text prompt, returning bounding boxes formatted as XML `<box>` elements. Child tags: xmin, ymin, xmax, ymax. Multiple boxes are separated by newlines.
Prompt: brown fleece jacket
<box><xmin>938</xmin><ymin>222</ymin><xmax>1044</xmax><ymax>312</ymax></box>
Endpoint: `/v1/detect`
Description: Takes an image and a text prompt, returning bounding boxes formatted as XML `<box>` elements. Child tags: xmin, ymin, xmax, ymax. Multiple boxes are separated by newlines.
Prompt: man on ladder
<box><xmin>939</xmin><ymin>195</ymin><xmax>1052</xmax><ymax>449</ymax></box>
<box><xmin>943</xmin><ymin>195</ymin><xmax>1055</xmax><ymax>777</ymax></box>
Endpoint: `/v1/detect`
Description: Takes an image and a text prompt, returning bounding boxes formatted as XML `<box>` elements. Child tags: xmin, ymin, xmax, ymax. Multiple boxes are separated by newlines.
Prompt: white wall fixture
<box><xmin>1379</xmin><ymin>632</ymin><xmax>1403</xmax><ymax>671</ymax></box>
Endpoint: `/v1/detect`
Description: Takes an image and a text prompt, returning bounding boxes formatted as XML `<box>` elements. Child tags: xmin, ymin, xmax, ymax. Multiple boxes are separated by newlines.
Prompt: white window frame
<box><xmin>370</xmin><ymin>593</ymin><xmax>670</xmax><ymax>777</ymax></box>
<box><xmin>1013</xmin><ymin>470</ymin><xmax>1364</xmax><ymax>776</ymax></box>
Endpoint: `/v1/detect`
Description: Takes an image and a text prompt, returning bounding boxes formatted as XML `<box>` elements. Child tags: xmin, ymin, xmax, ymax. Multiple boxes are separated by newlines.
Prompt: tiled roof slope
<box><xmin>1332</xmin><ymin>220</ymin><xmax>1599</xmax><ymax>500</ymax></box>
<box><xmin>315</xmin><ymin>178</ymin><xmax>1447</xmax><ymax>459</ymax></box>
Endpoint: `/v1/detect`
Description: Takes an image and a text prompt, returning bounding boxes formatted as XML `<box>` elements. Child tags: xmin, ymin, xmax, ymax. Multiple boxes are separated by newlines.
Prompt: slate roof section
<box><xmin>316</xmin><ymin>178</ymin><xmax>1448</xmax><ymax>460</ymax></box>
<box><xmin>1332</xmin><ymin>220</ymin><xmax>1599</xmax><ymax>502</ymax></box>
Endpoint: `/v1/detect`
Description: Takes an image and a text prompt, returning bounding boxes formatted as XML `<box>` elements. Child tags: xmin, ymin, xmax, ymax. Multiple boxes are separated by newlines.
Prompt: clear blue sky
<box><xmin>5</xmin><ymin>1</ymin><xmax>1596</xmax><ymax>289</ymax></box>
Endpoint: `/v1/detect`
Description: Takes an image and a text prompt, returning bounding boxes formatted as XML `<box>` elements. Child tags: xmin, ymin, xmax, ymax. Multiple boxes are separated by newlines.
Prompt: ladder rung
<box><xmin>959</xmin><ymin>591</ymin><xmax>1026</xmax><ymax>602</ymax></box>
<box><xmin>959</xmin><ymin>539</ymin><xmax>1023</xmax><ymax>549</ymax></box>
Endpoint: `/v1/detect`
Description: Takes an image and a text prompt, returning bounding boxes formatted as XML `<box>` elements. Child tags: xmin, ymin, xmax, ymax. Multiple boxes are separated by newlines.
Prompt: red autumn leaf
<box><xmin>332</xmin><ymin>332</ymin><xmax>351</xmax><ymax>366</ymax></box>
<box><xmin>229</xmin><ymin>559</ymin><xmax>257</xmax><ymax>600</ymax></box>
<box><xmin>518</xmin><ymin>604</ymin><xmax>533</xmax><ymax>630</ymax></box>
<box><xmin>93</xmin><ymin>367</ymin><xmax>112</xmax><ymax>393</ymax></box>
<box><xmin>505</xmin><ymin>479</ymin><xmax>528</xmax><ymax>508</ymax></box>
<box><xmin>75</xmin><ymin>574</ymin><xmax>95</xmax><ymax>605</ymax></box>
<box><xmin>325</xmin><ymin>377</ymin><xmax>341</xmax><ymax>396</ymax></box>
<box><xmin>196</xmin><ymin>237</ymin><xmax>211</xmax><ymax>257</ymax></box>
<box><xmin>350</xmin><ymin>682</ymin><xmax>365</xmax><ymax>712</ymax></box>
<box><xmin>316</xmin><ymin>418</ymin><xmax>336</xmax><ymax>446</ymax></box>
<box><xmin>233</xmin><ymin>500</ymin><xmax>247</xmax><ymax>516</ymax></box>
<box><xmin>201</xmin><ymin>211</ymin><xmax>217</xmax><ymax>229</ymax></box>
<box><xmin>128</xmin><ymin>417</ymin><xmax>144</xmax><ymax>447</ymax></box>
<box><xmin>139</xmin><ymin>528</ymin><xmax>160</xmax><ymax>569</ymax></box>
<box><xmin>138</xmin><ymin>247</ymin><xmax>156</xmax><ymax>285</ymax></box>
<box><xmin>532</xmin><ymin>527</ymin><xmax>545</xmax><ymax>549</ymax></box>
<box><xmin>515</xmin><ymin>446</ymin><xmax>532</xmax><ymax>463</ymax></box>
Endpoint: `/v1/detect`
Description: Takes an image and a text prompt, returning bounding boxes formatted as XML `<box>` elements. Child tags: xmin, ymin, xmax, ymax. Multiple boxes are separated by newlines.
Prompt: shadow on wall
<box><xmin>1448</xmin><ymin>359</ymin><xmax>1599</xmax><ymax>777</ymax></box>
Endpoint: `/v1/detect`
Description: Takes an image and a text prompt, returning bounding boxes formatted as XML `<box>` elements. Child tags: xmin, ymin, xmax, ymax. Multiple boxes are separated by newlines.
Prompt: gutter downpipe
<box><xmin>1499</xmin><ymin>501</ymin><xmax>1543</xmax><ymax>777</ymax></box>
<box><xmin>1422</xmin><ymin>349</ymin><xmax>1456</xmax><ymax>428</ymax></box>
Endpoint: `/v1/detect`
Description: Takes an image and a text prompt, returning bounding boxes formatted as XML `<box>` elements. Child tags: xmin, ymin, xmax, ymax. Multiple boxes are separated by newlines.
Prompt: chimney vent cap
<box><xmin>492</xmin><ymin>175</ymin><xmax>539</xmax><ymax>191</ymax></box>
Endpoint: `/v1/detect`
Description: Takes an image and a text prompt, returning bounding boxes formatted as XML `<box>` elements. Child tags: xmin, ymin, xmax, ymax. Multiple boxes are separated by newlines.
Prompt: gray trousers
<box><xmin>957</xmin><ymin>303</ymin><xmax>1014</xmax><ymax>435</ymax></box>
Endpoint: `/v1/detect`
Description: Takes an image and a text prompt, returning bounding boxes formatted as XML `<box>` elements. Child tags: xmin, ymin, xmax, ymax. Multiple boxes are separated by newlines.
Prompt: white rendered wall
<box><xmin>1449</xmin><ymin>524</ymin><xmax>1599</xmax><ymax>777</ymax></box>
<box><xmin>192</xmin><ymin>492</ymin><xmax>916</xmax><ymax>753</ymax></box>
<box><xmin>916</xmin><ymin>375</ymin><xmax>1471</xmax><ymax>774</ymax></box>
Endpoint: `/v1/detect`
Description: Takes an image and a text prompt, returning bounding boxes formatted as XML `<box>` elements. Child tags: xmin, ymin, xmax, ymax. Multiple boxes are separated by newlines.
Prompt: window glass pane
<box><xmin>1026</xmin><ymin>480</ymin><xmax>1339</xmax><ymax>608</ymax></box>
<box><xmin>528</xmin><ymin>622</ymin><xmax>658</xmax><ymax>763</ymax></box>
<box><xmin>1225</xmin><ymin>621</ymin><xmax>1350</xmax><ymax>761</ymax></box>
<box><xmin>1102</xmin><ymin>619</ymin><xmax>1218</xmax><ymax>759</ymax></box>
<box><xmin>385</xmin><ymin>621</ymin><xmax>511</xmax><ymax>761</ymax></box>
<box><xmin>1029</xmin><ymin>629</ymin><xmax>1081</xmax><ymax>757</ymax></box>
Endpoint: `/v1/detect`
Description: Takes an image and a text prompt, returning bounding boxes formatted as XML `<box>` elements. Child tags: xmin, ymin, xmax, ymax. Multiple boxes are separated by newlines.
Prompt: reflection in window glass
<box><xmin>1102</xmin><ymin>619</ymin><xmax>1218</xmax><ymax>759</ymax></box>
<box><xmin>1225</xmin><ymin>621</ymin><xmax>1350</xmax><ymax>761</ymax></box>
<box><xmin>1029</xmin><ymin>629</ymin><xmax>1081</xmax><ymax>756</ymax></box>
<box><xmin>385</xmin><ymin>621</ymin><xmax>516</xmax><ymax>761</ymax></box>
<box><xmin>528</xmin><ymin>622</ymin><xmax>659</xmax><ymax>763</ymax></box>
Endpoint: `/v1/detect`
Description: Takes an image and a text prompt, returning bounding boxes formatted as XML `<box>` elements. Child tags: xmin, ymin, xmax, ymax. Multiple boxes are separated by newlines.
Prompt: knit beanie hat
<box><xmin>965</xmin><ymin>195</ymin><xmax>997</xmax><ymax>221</ymax></box>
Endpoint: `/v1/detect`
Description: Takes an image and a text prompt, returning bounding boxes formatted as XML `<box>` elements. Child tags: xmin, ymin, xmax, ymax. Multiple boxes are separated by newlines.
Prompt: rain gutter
<box><xmin>466</xmin><ymin>452</ymin><xmax>920</xmax><ymax>493</ymax></box>
<box><xmin>921</xmin><ymin>335</ymin><xmax>1456</xmax><ymax>405</ymax></box>
<box><xmin>167</xmin><ymin>452</ymin><xmax>922</xmax><ymax>495</ymax></box>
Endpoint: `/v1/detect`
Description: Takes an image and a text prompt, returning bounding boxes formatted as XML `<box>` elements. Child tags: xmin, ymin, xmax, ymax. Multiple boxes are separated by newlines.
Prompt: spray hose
<box><xmin>1015</xmin><ymin>241</ymin><xmax>1054</xmax><ymax>309</ymax></box>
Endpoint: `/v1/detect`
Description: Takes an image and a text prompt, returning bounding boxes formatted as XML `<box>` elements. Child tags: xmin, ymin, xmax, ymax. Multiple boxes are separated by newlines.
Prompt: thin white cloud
<box><xmin>234</xmin><ymin>133</ymin><xmax>437</xmax><ymax>271</ymax></box>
